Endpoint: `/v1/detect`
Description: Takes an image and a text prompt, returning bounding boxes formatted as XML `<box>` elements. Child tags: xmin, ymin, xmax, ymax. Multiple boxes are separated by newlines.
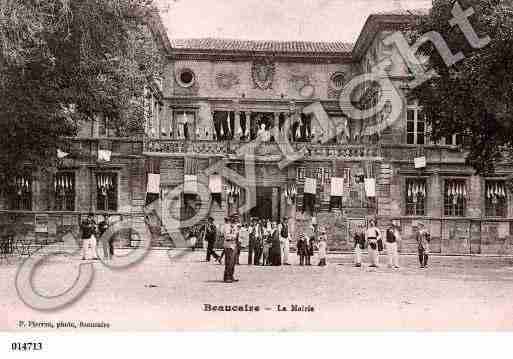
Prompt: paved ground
<box><xmin>2</xmin><ymin>247</ymin><xmax>513</xmax><ymax>331</ymax></box>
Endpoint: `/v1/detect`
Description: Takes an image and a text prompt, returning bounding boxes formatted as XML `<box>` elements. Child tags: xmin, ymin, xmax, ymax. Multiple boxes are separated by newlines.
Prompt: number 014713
<box><xmin>11</xmin><ymin>342</ymin><xmax>43</xmax><ymax>351</ymax></box>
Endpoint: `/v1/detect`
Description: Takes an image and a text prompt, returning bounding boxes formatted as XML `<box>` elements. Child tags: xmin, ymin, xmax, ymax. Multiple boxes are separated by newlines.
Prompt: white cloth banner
<box><xmin>330</xmin><ymin>177</ymin><xmax>344</xmax><ymax>196</ymax></box>
<box><xmin>209</xmin><ymin>175</ymin><xmax>222</xmax><ymax>194</ymax></box>
<box><xmin>304</xmin><ymin>178</ymin><xmax>317</xmax><ymax>195</ymax></box>
<box><xmin>98</xmin><ymin>149</ymin><xmax>112</xmax><ymax>162</ymax></box>
<box><xmin>57</xmin><ymin>149</ymin><xmax>69</xmax><ymax>159</ymax></box>
<box><xmin>364</xmin><ymin>178</ymin><xmax>376</xmax><ymax>197</ymax></box>
<box><xmin>147</xmin><ymin>173</ymin><xmax>160</xmax><ymax>194</ymax></box>
<box><xmin>414</xmin><ymin>156</ymin><xmax>427</xmax><ymax>169</ymax></box>
<box><xmin>184</xmin><ymin>175</ymin><xmax>197</xmax><ymax>194</ymax></box>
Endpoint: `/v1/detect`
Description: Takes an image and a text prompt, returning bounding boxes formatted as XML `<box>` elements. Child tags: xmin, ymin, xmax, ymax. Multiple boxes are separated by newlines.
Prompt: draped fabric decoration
<box><xmin>54</xmin><ymin>172</ymin><xmax>75</xmax><ymax>211</ymax></box>
<box><xmin>15</xmin><ymin>175</ymin><xmax>31</xmax><ymax>196</ymax></box>
<box><xmin>284</xmin><ymin>183</ymin><xmax>297</xmax><ymax>204</ymax></box>
<box><xmin>147</xmin><ymin>174</ymin><xmax>160</xmax><ymax>194</ymax></box>
<box><xmin>97</xmin><ymin>173</ymin><xmax>114</xmax><ymax>197</ymax></box>
<box><xmin>10</xmin><ymin>174</ymin><xmax>32</xmax><ymax>210</ymax></box>
<box><xmin>331</xmin><ymin>177</ymin><xmax>344</xmax><ymax>197</ymax></box>
<box><xmin>414</xmin><ymin>156</ymin><xmax>427</xmax><ymax>169</ymax></box>
<box><xmin>98</xmin><ymin>149</ymin><xmax>112</xmax><ymax>162</ymax></box>
<box><xmin>486</xmin><ymin>181</ymin><xmax>507</xmax><ymax>204</ymax></box>
<box><xmin>54</xmin><ymin>172</ymin><xmax>74</xmax><ymax>196</ymax></box>
<box><xmin>446</xmin><ymin>181</ymin><xmax>467</xmax><ymax>205</ymax></box>
<box><xmin>364</xmin><ymin>178</ymin><xmax>376</xmax><ymax>197</ymax></box>
<box><xmin>407</xmin><ymin>180</ymin><xmax>426</xmax><ymax>204</ymax></box>
<box><xmin>227</xmin><ymin>113</ymin><xmax>232</xmax><ymax>138</ymax></box>
<box><xmin>96</xmin><ymin>172</ymin><xmax>117</xmax><ymax>211</ymax></box>
<box><xmin>363</xmin><ymin>161</ymin><xmax>376</xmax><ymax>198</ymax></box>
<box><xmin>57</xmin><ymin>149</ymin><xmax>69</xmax><ymax>159</ymax></box>
<box><xmin>209</xmin><ymin>175</ymin><xmax>223</xmax><ymax>194</ymax></box>
<box><xmin>304</xmin><ymin>178</ymin><xmax>317</xmax><ymax>194</ymax></box>
<box><xmin>184</xmin><ymin>157</ymin><xmax>199</xmax><ymax>194</ymax></box>
<box><xmin>225</xmin><ymin>183</ymin><xmax>241</xmax><ymax>204</ymax></box>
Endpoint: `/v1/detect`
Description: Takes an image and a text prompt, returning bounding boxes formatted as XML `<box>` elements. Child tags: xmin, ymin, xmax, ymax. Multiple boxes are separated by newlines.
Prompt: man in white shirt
<box><xmin>223</xmin><ymin>220</ymin><xmax>238</xmax><ymax>283</ymax></box>
<box><xmin>385</xmin><ymin>222</ymin><xmax>401</xmax><ymax>269</ymax></box>
<box><xmin>366</xmin><ymin>219</ymin><xmax>382</xmax><ymax>268</ymax></box>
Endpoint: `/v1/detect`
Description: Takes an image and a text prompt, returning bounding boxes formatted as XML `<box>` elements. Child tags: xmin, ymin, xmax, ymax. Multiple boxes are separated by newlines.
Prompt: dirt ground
<box><xmin>2</xmin><ymin>248</ymin><xmax>513</xmax><ymax>331</ymax></box>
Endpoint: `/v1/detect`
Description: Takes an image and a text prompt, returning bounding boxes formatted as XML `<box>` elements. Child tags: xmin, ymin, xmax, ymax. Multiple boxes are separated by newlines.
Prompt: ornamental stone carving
<box><xmin>290</xmin><ymin>74</ymin><xmax>315</xmax><ymax>98</ymax></box>
<box><xmin>252</xmin><ymin>59</ymin><xmax>275</xmax><ymax>90</ymax></box>
<box><xmin>216</xmin><ymin>72</ymin><xmax>240</xmax><ymax>90</ymax></box>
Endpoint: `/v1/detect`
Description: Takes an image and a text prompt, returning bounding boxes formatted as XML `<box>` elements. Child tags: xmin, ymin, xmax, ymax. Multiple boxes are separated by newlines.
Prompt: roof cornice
<box><xmin>352</xmin><ymin>13</ymin><xmax>424</xmax><ymax>62</ymax></box>
<box><xmin>169</xmin><ymin>50</ymin><xmax>352</xmax><ymax>64</ymax></box>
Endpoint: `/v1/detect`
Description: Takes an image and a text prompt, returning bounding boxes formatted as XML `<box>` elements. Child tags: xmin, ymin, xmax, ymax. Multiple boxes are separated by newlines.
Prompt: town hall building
<box><xmin>2</xmin><ymin>9</ymin><xmax>512</xmax><ymax>255</ymax></box>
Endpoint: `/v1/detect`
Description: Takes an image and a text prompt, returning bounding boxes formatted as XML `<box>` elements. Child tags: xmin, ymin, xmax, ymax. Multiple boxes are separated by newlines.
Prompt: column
<box><xmin>245</xmin><ymin>111</ymin><xmax>251</xmax><ymax>141</ymax></box>
<box><xmin>234</xmin><ymin>111</ymin><xmax>241</xmax><ymax>140</ymax></box>
<box><xmin>211</xmin><ymin>111</ymin><xmax>216</xmax><ymax>140</ymax></box>
<box><xmin>172</xmin><ymin>109</ymin><xmax>177</xmax><ymax>140</ymax></box>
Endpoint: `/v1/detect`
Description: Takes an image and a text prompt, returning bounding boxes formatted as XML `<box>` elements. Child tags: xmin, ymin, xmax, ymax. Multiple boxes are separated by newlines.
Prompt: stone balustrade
<box><xmin>143</xmin><ymin>139</ymin><xmax>383</xmax><ymax>160</ymax></box>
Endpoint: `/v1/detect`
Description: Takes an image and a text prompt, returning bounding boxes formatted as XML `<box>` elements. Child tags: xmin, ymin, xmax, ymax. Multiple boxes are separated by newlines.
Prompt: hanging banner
<box><xmin>304</xmin><ymin>178</ymin><xmax>317</xmax><ymax>195</ymax></box>
<box><xmin>147</xmin><ymin>173</ymin><xmax>160</xmax><ymax>194</ymax></box>
<box><xmin>330</xmin><ymin>177</ymin><xmax>344</xmax><ymax>197</ymax></box>
<box><xmin>414</xmin><ymin>156</ymin><xmax>427</xmax><ymax>169</ymax></box>
<box><xmin>57</xmin><ymin>149</ymin><xmax>69</xmax><ymax>159</ymax></box>
<box><xmin>364</xmin><ymin>178</ymin><xmax>376</xmax><ymax>197</ymax></box>
<box><xmin>98</xmin><ymin>149</ymin><xmax>112</xmax><ymax>162</ymax></box>
<box><xmin>209</xmin><ymin>175</ymin><xmax>223</xmax><ymax>194</ymax></box>
<box><xmin>184</xmin><ymin>174</ymin><xmax>198</xmax><ymax>194</ymax></box>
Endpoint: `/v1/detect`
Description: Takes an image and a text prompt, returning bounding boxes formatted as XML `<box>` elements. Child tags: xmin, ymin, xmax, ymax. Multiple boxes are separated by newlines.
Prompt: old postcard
<box><xmin>1</xmin><ymin>0</ymin><xmax>513</xmax><ymax>338</ymax></box>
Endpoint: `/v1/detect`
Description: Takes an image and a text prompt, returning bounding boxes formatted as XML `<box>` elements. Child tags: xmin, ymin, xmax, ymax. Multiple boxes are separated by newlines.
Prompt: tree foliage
<box><xmin>411</xmin><ymin>0</ymin><xmax>513</xmax><ymax>174</ymax></box>
<box><xmin>0</xmin><ymin>0</ymin><xmax>165</xmax><ymax>182</ymax></box>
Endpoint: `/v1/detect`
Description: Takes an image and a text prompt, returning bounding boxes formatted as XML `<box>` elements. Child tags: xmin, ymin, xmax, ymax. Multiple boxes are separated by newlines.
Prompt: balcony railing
<box><xmin>143</xmin><ymin>139</ymin><xmax>383</xmax><ymax>160</ymax></box>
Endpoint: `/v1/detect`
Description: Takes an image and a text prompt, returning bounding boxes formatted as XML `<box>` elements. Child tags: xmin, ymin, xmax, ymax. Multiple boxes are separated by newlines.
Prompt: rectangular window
<box><xmin>444</xmin><ymin>179</ymin><xmax>467</xmax><ymax>217</ymax></box>
<box><xmin>99</xmin><ymin>115</ymin><xmax>114</xmax><ymax>137</ymax></box>
<box><xmin>406</xmin><ymin>178</ymin><xmax>427</xmax><ymax>216</ymax></box>
<box><xmin>406</xmin><ymin>103</ymin><xmax>426</xmax><ymax>145</ymax></box>
<box><xmin>9</xmin><ymin>175</ymin><xmax>32</xmax><ymax>210</ymax></box>
<box><xmin>417</xmin><ymin>113</ymin><xmax>425</xmax><ymax>145</ymax></box>
<box><xmin>54</xmin><ymin>172</ymin><xmax>75</xmax><ymax>211</ymax></box>
<box><xmin>96</xmin><ymin>173</ymin><xmax>118</xmax><ymax>211</ymax></box>
<box><xmin>296</xmin><ymin>167</ymin><xmax>306</xmax><ymax>181</ymax></box>
<box><xmin>407</xmin><ymin>109</ymin><xmax>415</xmax><ymax>144</ymax></box>
<box><xmin>485</xmin><ymin>180</ymin><xmax>508</xmax><ymax>217</ymax></box>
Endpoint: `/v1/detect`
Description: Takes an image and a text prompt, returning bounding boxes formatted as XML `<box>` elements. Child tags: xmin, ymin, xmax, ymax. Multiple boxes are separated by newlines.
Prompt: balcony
<box><xmin>143</xmin><ymin>139</ymin><xmax>383</xmax><ymax>161</ymax></box>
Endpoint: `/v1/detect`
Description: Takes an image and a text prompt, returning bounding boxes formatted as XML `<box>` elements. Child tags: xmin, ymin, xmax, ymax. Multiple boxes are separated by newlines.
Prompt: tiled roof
<box><xmin>170</xmin><ymin>38</ymin><xmax>354</xmax><ymax>54</ymax></box>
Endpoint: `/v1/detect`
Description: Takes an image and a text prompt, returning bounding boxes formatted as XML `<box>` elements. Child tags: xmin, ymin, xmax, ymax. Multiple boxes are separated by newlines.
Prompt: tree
<box><xmin>411</xmin><ymin>0</ymin><xmax>513</xmax><ymax>174</ymax></box>
<box><xmin>0</xmin><ymin>0</ymin><xmax>166</xmax><ymax>184</ymax></box>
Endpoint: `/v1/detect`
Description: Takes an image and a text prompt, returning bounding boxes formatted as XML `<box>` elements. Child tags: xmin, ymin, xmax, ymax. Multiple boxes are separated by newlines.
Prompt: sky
<box><xmin>160</xmin><ymin>0</ymin><xmax>432</xmax><ymax>43</ymax></box>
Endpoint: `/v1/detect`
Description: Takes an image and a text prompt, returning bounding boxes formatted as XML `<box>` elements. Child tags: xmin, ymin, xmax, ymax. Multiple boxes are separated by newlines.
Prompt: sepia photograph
<box><xmin>1</xmin><ymin>0</ymin><xmax>513</xmax><ymax>346</ymax></box>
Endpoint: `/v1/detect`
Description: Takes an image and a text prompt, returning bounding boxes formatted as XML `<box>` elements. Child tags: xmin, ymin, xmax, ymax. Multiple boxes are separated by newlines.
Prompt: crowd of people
<box><xmin>79</xmin><ymin>211</ymin><xmax>432</xmax><ymax>282</ymax></box>
<box><xmin>200</xmin><ymin>216</ymin><xmax>431</xmax><ymax>283</ymax></box>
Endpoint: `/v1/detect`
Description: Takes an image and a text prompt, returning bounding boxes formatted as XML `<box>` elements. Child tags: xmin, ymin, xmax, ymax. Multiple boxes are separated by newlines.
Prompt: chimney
<box><xmin>392</xmin><ymin>0</ymin><xmax>403</xmax><ymax>10</ymax></box>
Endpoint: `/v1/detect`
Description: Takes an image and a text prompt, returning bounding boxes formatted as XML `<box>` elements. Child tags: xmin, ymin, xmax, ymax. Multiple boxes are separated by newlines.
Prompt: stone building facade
<box><xmin>2</xmin><ymin>10</ymin><xmax>513</xmax><ymax>254</ymax></box>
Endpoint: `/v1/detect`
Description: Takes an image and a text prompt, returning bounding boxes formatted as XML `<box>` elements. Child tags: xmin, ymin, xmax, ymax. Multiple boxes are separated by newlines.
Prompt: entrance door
<box><xmin>250</xmin><ymin>187</ymin><xmax>280</xmax><ymax>221</ymax></box>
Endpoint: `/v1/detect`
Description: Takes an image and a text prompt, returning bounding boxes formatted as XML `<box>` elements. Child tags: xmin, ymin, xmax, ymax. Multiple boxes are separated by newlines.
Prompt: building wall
<box><xmin>168</xmin><ymin>60</ymin><xmax>352</xmax><ymax>101</ymax></box>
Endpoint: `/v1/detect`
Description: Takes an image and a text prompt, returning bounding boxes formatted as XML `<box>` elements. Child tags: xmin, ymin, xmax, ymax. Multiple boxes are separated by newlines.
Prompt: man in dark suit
<box><xmin>247</xmin><ymin>219</ymin><xmax>256</xmax><ymax>265</ymax></box>
<box><xmin>205</xmin><ymin>217</ymin><xmax>220</xmax><ymax>262</ymax></box>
